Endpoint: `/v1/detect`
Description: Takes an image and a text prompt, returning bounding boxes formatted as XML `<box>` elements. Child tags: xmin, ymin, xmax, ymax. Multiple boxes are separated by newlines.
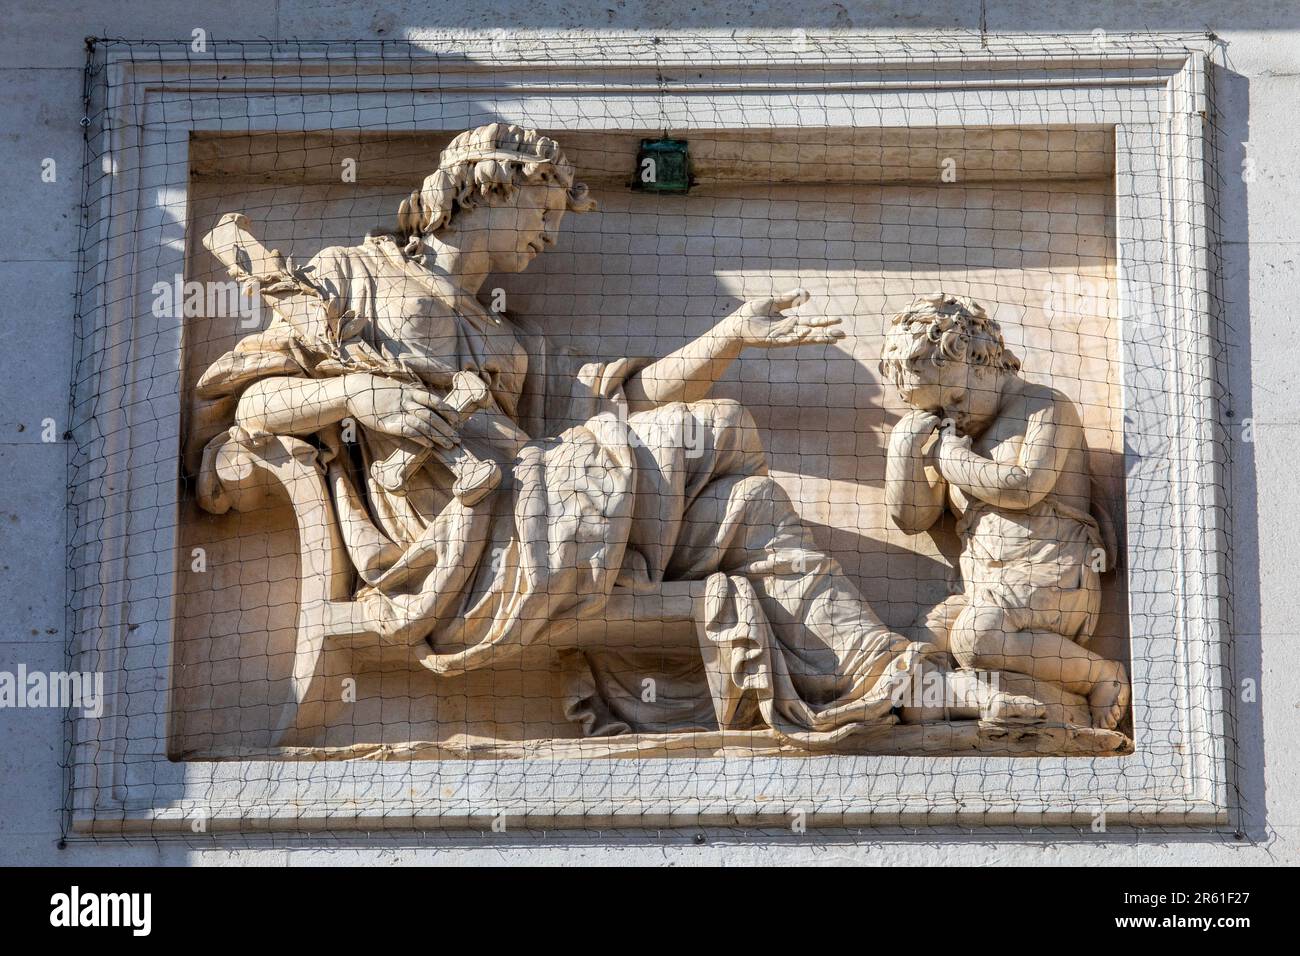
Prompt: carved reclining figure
<box><xmin>188</xmin><ymin>123</ymin><xmax>1106</xmax><ymax>751</ymax></box>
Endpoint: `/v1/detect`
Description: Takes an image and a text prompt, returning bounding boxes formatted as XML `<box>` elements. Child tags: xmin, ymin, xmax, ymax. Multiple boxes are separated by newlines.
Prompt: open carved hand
<box><xmin>344</xmin><ymin>373</ymin><xmax>459</xmax><ymax>449</ymax></box>
<box><xmin>725</xmin><ymin>288</ymin><xmax>846</xmax><ymax>349</ymax></box>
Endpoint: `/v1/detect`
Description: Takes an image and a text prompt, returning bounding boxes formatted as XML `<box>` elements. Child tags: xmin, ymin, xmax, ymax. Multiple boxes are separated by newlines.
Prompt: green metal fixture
<box><xmin>633</xmin><ymin>136</ymin><xmax>692</xmax><ymax>193</ymax></box>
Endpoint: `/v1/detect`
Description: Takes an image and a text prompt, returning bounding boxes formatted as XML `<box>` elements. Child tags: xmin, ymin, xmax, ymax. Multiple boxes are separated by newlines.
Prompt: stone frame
<box><xmin>67</xmin><ymin>33</ymin><xmax>1232</xmax><ymax>833</ymax></box>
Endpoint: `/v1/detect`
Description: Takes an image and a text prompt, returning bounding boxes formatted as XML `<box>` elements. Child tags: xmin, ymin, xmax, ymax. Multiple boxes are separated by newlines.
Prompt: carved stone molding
<box><xmin>68</xmin><ymin>33</ymin><xmax>1230</xmax><ymax>833</ymax></box>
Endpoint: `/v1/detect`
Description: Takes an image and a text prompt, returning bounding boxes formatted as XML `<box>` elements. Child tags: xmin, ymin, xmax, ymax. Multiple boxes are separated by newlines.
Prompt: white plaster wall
<box><xmin>0</xmin><ymin>0</ymin><xmax>1293</xmax><ymax>865</ymax></box>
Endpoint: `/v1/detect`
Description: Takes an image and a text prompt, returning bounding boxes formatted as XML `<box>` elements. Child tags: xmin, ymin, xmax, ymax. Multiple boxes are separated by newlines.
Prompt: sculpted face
<box><xmin>896</xmin><ymin>356</ymin><xmax>1003</xmax><ymax>434</ymax></box>
<box><xmin>477</xmin><ymin>179</ymin><xmax>570</xmax><ymax>274</ymax></box>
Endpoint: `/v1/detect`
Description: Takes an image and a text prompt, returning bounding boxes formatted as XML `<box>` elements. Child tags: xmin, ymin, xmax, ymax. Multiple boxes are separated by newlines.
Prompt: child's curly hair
<box><xmin>878</xmin><ymin>293</ymin><xmax>1020</xmax><ymax>392</ymax></box>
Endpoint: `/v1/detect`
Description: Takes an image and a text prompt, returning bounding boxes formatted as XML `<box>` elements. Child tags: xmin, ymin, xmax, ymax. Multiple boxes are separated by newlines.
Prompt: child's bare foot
<box><xmin>1088</xmin><ymin>661</ymin><xmax>1130</xmax><ymax>729</ymax></box>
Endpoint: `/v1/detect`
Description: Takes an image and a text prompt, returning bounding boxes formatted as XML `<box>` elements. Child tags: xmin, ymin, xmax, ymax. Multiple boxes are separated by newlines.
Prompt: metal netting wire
<box><xmin>60</xmin><ymin>33</ymin><xmax>1241</xmax><ymax>845</ymax></box>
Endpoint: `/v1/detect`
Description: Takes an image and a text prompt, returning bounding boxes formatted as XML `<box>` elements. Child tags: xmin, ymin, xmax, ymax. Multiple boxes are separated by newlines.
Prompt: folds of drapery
<box><xmin>192</xmin><ymin>236</ymin><xmax>653</xmax><ymax>672</ymax></box>
<box><xmin>559</xmin><ymin>400</ymin><xmax>943</xmax><ymax>746</ymax></box>
<box><xmin>563</xmin><ymin>565</ymin><xmax>941</xmax><ymax>748</ymax></box>
<box><xmin>191</xmin><ymin>234</ymin><xmax>939</xmax><ymax>744</ymax></box>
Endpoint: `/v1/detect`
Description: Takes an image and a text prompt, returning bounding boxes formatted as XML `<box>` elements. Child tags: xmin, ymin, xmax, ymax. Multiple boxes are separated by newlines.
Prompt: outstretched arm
<box><xmin>622</xmin><ymin>289</ymin><xmax>844</xmax><ymax>413</ymax></box>
<box><xmin>935</xmin><ymin>399</ymin><xmax>1074</xmax><ymax>510</ymax></box>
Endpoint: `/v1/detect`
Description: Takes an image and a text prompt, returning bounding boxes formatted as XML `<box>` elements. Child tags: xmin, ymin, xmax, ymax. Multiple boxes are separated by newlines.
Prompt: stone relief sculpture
<box><xmin>187</xmin><ymin>122</ymin><xmax>1130</xmax><ymax>755</ymax></box>
<box><xmin>879</xmin><ymin>294</ymin><xmax>1130</xmax><ymax>730</ymax></box>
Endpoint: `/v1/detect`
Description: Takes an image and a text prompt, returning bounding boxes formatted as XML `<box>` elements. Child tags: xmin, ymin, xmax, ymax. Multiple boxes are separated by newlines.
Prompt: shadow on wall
<box><xmin>1207</xmin><ymin>60</ymin><xmax>1262</xmax><ymax>840</ymax></box>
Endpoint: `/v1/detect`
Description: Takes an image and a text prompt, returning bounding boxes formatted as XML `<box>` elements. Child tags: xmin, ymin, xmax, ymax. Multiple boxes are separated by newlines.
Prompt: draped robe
<box><xmin>191</xmin><ymin>234</ymin><xmax>940</xmax><ymax>744</ymax></box>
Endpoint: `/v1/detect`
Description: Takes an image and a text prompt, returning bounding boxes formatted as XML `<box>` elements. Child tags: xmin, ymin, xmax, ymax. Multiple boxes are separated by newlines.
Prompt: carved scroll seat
<box><xmin>202</xmin><ymin>431</ymin><xmax>703</xmax><ymax>747</ymax></box>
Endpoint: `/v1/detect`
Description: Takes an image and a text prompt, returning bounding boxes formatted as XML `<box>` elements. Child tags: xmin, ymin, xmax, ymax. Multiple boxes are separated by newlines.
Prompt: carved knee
<box><xmin>691</xmin><ymin>397</ymin><xmax>757</xmax><ymax>442</ymax></box>
<box><xmin>729</xmin><ymin>474</ymin><xmax>791</xmax><ymax>518</ymax></box>
<box><xmin>690</xmin><ymin>396</ymin><xmax>749</xmax><ymax>424</ymax></box>
<box><xmin>689</xmin><ymin>398</ymin><xmax>765</xmax><ymax>470</ymax></box>
<box><xmin>949</xmin><ymin>604</ymin><xmax>1010</xmax><ymax>670</ymax></box>
<box><xmin>721</xmin><ymin>474</ymin><xmax>811</xmax><ymax>555</ymax></box>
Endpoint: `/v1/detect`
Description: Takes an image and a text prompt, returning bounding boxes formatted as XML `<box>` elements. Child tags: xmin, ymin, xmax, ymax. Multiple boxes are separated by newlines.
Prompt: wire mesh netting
<box><xmin>63</xmin><ymin>33</ymin><xmax>1239</xmax><ymax>841</ymax></box>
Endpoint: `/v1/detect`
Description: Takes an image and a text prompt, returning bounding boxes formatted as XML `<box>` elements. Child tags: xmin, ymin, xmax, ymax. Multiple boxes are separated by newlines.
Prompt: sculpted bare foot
<box><xmin>1088</xmin><ymin>661</ymin><xmax>1130</xmax><ymax>730</ymax></box>
<box><xmin>982</xmin><ymin>691</ymin><xmax>1047</xmax><ymax>724</ymax></box>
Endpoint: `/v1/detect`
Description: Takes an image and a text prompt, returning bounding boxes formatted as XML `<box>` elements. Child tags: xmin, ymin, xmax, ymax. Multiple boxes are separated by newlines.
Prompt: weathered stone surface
<box><xmin>176</xmin><ymin>123</ymin><xmax>1131</xmax><ymax>758</ymax></box>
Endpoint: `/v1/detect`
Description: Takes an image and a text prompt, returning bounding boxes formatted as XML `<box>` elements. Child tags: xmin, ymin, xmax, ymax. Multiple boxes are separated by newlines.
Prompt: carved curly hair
<box><xmin>394</xmin><ymin>123</ymin><xmax>596</xmax><ymax>254</ymax></box>
<box><xmin>878</xmin><ymin>293</ymin><xmax>1020</xmax><ymax>392</ymax></box>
